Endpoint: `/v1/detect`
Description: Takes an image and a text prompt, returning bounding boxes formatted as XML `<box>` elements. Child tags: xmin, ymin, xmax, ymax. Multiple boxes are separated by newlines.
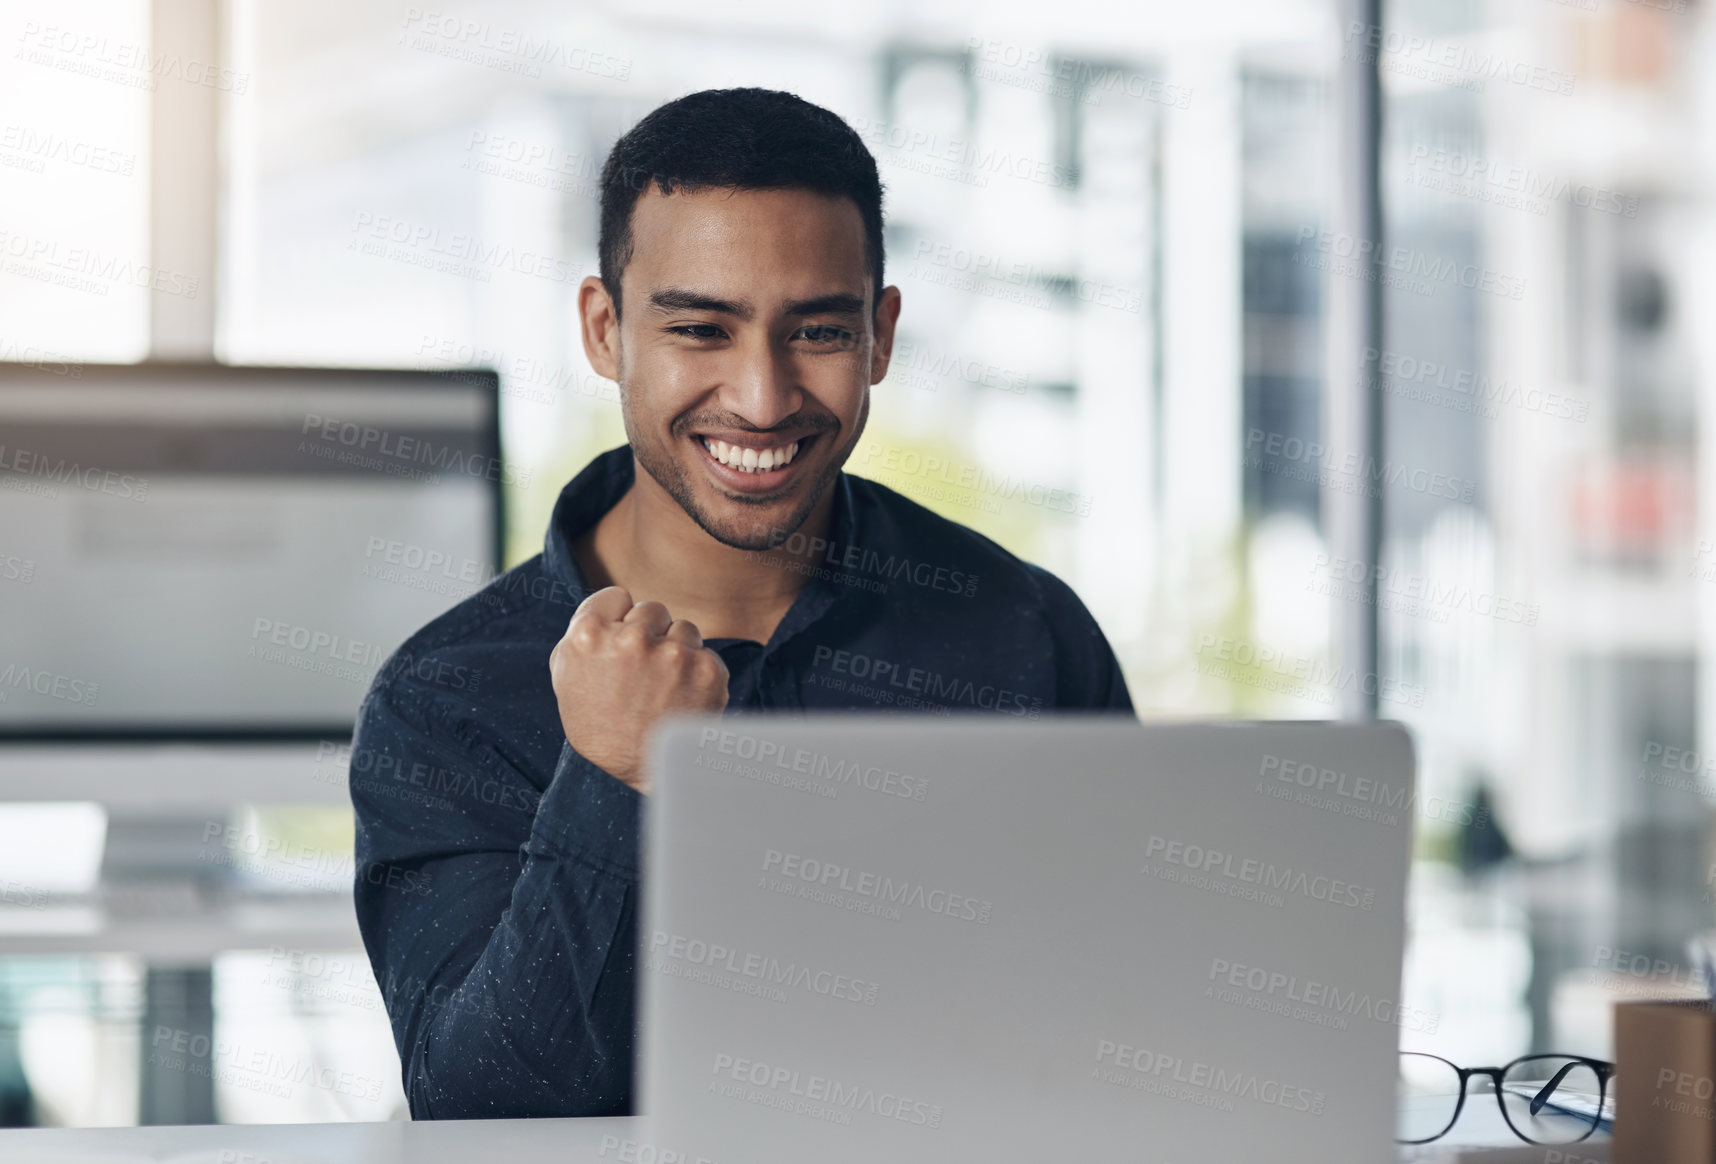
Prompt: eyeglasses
<box><xmin>1397</xmin><ymin>1052</ymin><xmax>1615</xmax><ymax>1145</ymax></box>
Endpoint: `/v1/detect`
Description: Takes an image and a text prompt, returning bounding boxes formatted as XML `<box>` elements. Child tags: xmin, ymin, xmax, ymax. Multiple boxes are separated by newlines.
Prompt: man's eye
<box><xmin>670</xmin><ymin>324</ymin><xmax>726</xmax><ymax>340</ymax></box>
<box><xmin>798</xmin><ymin>326</ymin><xmax>854</xmax><ymax>346</ymax></box>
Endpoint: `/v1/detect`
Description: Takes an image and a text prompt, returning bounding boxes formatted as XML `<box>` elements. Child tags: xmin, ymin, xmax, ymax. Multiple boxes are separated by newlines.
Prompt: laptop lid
<box><xmin>641</xmin><ymin>718</ymin><xmax>1414</xmax><ymax>1163</ymax></box>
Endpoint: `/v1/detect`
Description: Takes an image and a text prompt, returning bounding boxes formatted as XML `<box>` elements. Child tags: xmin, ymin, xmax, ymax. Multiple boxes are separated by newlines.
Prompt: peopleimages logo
<box><xmin>1590</xmin><ymin>945</ymin><xmax>1706</xmax><ymax>999</ymax></box>
<box><xmin>0</xmin><ymin>442</ymin><xmax>149</xmax><ymax>501</ymax></box>
<box><xmin>1092</xmin><ymin>1039</ymin><xmax>1326</xmax><ymax>1115</ymax></box>
<box><xmin>761</xmin><ymin>849</ymin><xmax>994</xmax><ymax>924</ymax></box>
<box><xmin>359</xmin><ymin>534</ymin><xmax>505</xmax><ymax>605</ymax></box>
<box><xmin>414</xmin><ymin>334</ymin><xmax>620</xmax><ymax>410</ymax></box>
<box><xmin>1642</xmin><ymin>741</ymin><xmax>1716</xmax><ymax>778</ymax></box>
<box><xmin>0</xmin><ymin>228</ymin><xmax>199</xmax><ymax>299</ymax></box>
<box><xmin>1142</xmin><ymin>834</ymin><xmax>1377</xmax><ymax>911</ymax></box>
<box><xmin>0</xmin><ymin>664</ymin><xmax>98</xmax><ymax>707</ymax></box>
<box><xmin>16</xmin><ymin>21</ymin><xmax>251</xmax><ymax>93</ymax></box>
<box><xmin>709</xmin><ymin>1052</ymin><xmax>945</xmax><ymax>1129</ymax></box>
<box><xmin>1194</xmin><ymin>633</ymin><xmax>1427</xmax><ymax>710</ymax></box>
<box><xmin>0</xmin><ymin>123</ymin><xmax>137</xmax><ymax>176</ymax></box>
<box><xmin>647</xmin><ymin>930</ymin><xmax>880</xmax><ymax>1007</ymax></box>
<box><xmin>333</xmin><ymin>741</ymin><xmax>538</xmax><ymax>815</ymax></box>
<box><xmin>845</xmin><ymin>114</ymin><xmax>1072</xmax><ymax>190</ymax></box>
<box><xmin>0</xmin><ymin>554</ymin><xmax>35</xmax><ymax>585</ymax></box>
<box><xmin>1364</xmin><ymin>347</ymin><xmax>1588</xmax><ymax>422</ymax></box>
<box><xmin>809</xmin><ymin>645</ymin><xmax>1043</xmax><ymax>718</ymax></box>
<box><xmin>398</xmin><ymin>9</ymin><xmax>632</xmax><ymax>81</ymax></box>
<box><xmin>696</xmin><ymin>727</ymin><xmax>930</xmax><ymax>801</ymax></box>
<box><xmin>887</xmin><ymin>338</ymin><xmax>1032</xmax><ymax>395</ymax></box>
<box><xmin>149</xmin><ymin>1026</ymin><xmax>382</xmax><ymax>1102</ymax></box>
<box><xmin>908</xmin><ymin>239</ymin><xmax>1144</xmax><ymax>314</ymax></box>
<box><xmin>1342</xmin><ymin>21</ymin><xmax>1576</xmax><ymax>96</ymax></box>
<box><xmin>0</xmin><ymin>335</ymin><xmax>81</xmax><ymax>378</ymax></box>
<box><xmin>596</xmin><ymin>1134</ymin><xmax>719</xmax><ymax>1164</ymax></box>
<box><xmin>298</xmin><ymin>413</ymin><xmax>529</xmax><ymax>487</ymax></box>
<box><xmin>857</xmin><ymin>443</ymin><xmax>1093</xmax><ymax>517</ymax></box>
<box><xmin>1539</xmin><ymin>1150</ymin><xmax>1607</xmax><ymax>1164</ymax></box>
<box><xmin>1633</xmin><ymin>741</ymin><xmax>1716</xmax><ymax>806</ymax></box>
<box><xmin>1654</xmin><ymin>1068</ymin><xmax>1716</xmax><ymax>1122</ymax></box>
<box><xmin>1310</xmin><ymin>552</ymin><xmax>1540</xmax><ymax>628</ymax></box>
<box><xmin>1206</xmin><ymin>957</ymin><xmax>1439</xmax><ymax>1034</ymax></box>
<box><xmin>753</xmin><ymin>530</ymin><xmax>981</xmax><ymax>598</ymax></box>
<box><xmin>964</xmin><ymin>37</ymin><xmax>1194</xmax><ymax>110</ymax></box>
<box><xmin>249</xmin><ymin>618</ymin><xmax>386</xmax><ymax>670</ymax></box>
<box><xmin>1406</xmin><ymin>145</ymin><xmax>1636</xmax><ymax>219</ymax></box>
<box><xmin>1294</xmin><ymin>226</ymin><xmax>1526</xmax><ymax>301</ymax></box>
<box><xmin>1244</xmin><ymin>428</ymin><xmax>1476</xmax><ymax>503</ymax></box>
<box><xmin>348</xmin><ymin>212</ymin><xmax>582</xmax><ymax>286</ymax></box>
<box><xmin>1259</xmin><ymin>753</ymin><xmax>1486</xmax><ymax>828</ymax></box>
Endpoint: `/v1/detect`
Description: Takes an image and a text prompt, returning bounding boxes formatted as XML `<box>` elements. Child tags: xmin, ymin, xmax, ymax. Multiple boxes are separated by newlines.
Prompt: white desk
<box><xmin>0</xmin><ymin>1111</ymin><xmax>1607</xmax><ymax>1163</ymax></box>
<box><xmin>0</xmin><ymin>743</ymin><xmax>350</xmax><ymax>808</ymax></box>
<box><xmin>0</xmin><ymin>1115</ymin><xmax>632</xmax><ymax>1162</ymax></box>
<box><xmin>1402</xmin><ymin>1101</ymin><xmax>1611</xmax><ymax>1163</ymax></box>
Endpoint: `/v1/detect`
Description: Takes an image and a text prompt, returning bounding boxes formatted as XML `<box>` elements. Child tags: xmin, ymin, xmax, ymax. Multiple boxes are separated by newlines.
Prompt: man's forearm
<box><xmin>391</xmin><ymin>850</ymin><xmax>638</xmax><ymax>1119</ymax></box>
<box><xmin>353</xmin><ymin>699</ymin><xmax>645</xmax><ymax>1118</ymax></box>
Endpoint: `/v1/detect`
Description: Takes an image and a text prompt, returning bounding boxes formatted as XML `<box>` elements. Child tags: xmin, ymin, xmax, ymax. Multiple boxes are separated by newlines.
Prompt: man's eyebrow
<box><xmin>647</xmin><ymin>289</ymin><xmax>867</xmax><ymax>321</ymax></box>
<box><xmin>648</xmin><ymin>288</ymin><xmax>753</xmax><ymax>320</ymax></box>
<box><xmin>784</xmin><ymin>293</ymin><xmax>866</xmax><ymax>318</ymax></box>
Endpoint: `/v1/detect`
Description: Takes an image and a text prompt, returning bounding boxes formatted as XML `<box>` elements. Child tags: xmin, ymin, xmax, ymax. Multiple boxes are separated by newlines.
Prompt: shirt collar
<box><xmin>541</xmin><ymin>445</ymin><xmax>866</xmax><ymax>654</ymax></box>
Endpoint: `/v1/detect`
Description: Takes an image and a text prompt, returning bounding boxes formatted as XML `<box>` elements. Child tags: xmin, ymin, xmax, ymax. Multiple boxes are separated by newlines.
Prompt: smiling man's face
<box><xmin>581</xmin><ymin>185</ymin><xmax>900</xmax><ymax>551</ymax></box>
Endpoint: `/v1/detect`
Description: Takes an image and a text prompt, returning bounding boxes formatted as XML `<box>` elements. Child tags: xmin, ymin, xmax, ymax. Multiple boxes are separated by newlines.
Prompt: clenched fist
<box><xmin>550</xmin><ymin>586</ymin><xmax>730</xmax><ymax>794</ymax></box>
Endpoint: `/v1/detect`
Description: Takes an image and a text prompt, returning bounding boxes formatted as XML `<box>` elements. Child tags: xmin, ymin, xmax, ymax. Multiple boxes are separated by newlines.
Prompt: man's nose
<box><xmin>718</xmin><ymin>339</ymin><xmax>803</xmax><ymax>430</ymax></box>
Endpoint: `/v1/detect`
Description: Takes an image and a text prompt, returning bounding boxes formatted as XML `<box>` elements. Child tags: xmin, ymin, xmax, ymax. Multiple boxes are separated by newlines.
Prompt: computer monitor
<box><xmin>0</xmin><ymin>363</ymin><xmax>503</xmax><ymax>739</ymax></box>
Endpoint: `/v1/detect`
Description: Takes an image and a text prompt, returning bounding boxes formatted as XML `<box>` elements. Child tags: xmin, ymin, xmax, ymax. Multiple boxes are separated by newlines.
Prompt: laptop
<box><xmin>639</xmin><ymin>718</ymin><xmax>1415</xmax><ymax>1163</ymax></box>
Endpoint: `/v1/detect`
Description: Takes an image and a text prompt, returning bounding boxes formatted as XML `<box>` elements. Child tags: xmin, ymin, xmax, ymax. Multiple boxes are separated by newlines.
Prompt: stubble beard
<box><xmin>620</xmin><ymin>383</ymin><xmax>866</xmax><ymax>553</ymax></box>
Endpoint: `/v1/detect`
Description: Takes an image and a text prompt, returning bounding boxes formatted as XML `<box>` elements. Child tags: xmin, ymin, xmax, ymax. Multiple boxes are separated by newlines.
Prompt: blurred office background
<box><xmin>0</xmin><ymin>0</ymin><xmax>1705</xmax><ymax>1126</ymax></box>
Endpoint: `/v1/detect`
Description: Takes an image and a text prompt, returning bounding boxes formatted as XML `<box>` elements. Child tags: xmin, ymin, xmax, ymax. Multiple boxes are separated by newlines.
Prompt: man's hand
<box><xmin>550</xmin><ymin>586</ymin><xmax>730</xmax><ymax>794</ymax></box>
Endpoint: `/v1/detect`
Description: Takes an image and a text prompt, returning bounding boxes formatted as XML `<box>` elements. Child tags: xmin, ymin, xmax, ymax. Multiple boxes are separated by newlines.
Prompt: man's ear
<box><xmin>579</xmin><ymin>276</ymin><xmax>621</xmax><ymax>381</ymax></box>
<box><xmin>869</xmin><ymin>284</ymin><xmax>902</xmax><ymax>386</ymax></box>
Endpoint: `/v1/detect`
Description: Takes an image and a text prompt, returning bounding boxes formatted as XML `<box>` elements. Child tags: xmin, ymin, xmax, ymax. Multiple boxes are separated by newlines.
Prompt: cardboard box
<box><xmin>1615</xmin><ymin>999</ymin><xmax>1716</xmax><ymax>1162</ymax></box>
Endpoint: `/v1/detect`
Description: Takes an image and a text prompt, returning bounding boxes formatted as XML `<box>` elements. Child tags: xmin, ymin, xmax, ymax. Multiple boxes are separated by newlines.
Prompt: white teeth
<box><xmin>702</xmin><ymin>438</ymin><xmax>802</xmax><ymax>473</ymax></box>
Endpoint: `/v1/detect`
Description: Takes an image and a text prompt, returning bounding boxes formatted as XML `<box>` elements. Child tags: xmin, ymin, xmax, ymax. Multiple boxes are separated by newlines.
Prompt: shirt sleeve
<box><xmin>1025</xmin><ymin>563</ymin><xmax>1137</xmax><ymax>713</ymax></box>
<box><xmin>350</xmin><ymin>686</ymin><xmax>642</xmax><ymax>1119</ymax></box>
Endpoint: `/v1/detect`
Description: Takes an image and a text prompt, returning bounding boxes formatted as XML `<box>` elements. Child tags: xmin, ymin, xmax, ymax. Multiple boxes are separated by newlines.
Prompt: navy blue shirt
<box><xmin>350</xmin><ymin>446</ymin><xmax>1133</xmax><ymax>1120</ymax></box>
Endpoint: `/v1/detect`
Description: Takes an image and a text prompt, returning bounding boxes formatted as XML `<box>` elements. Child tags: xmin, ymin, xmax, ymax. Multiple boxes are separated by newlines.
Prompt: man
<box><xmin>351</xmin><ymin>87</ymin><xmax>1133</xmax><ymax>1121</ymax></box>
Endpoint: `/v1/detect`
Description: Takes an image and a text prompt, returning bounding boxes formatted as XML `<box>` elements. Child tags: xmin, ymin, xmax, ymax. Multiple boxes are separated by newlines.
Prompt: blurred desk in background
<box><xmin>0</xmin><ymin>1109</ymin><xmax>1608</xmax><ymax>1162</ymax></box>
<box><xmin>0</xmin><ymin>741</ymin><xmax>362</xmax><ymax>1125</ymax></box>
<box><xmin>0</xmin><ymin>1114</ymin><xmax>629</xmax><ymax>1161</ymax></box>
<box><xmin>1400</xmin><ymin>1100</ymin><xmax>1610</xmax><ymax>1162</ymax></box>
<box><xmin>0</xmin><ymin>743</ymin><xmax>350</xmax><ymax>809</ymax></box>
<box><xmin>0</xmin><ymin>741</ymin><xmax>356</xmax><ymax>958</ymax></box>
<box><xmin>0</xmin><ymin>740</ymin><xmax>357</xmax><ymax>963</ymax></box>
<box><xmin>0</xmin><ymin>739</ymin><xmax>353</xmax><ymax>898</ymax></box>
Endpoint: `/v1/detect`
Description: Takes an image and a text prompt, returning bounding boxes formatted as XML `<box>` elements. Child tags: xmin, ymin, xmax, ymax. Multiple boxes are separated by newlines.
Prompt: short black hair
<box><xmin>598</xmin><ymin>88</ymin><xmax>885</xmax><ymax>318</ymax></box>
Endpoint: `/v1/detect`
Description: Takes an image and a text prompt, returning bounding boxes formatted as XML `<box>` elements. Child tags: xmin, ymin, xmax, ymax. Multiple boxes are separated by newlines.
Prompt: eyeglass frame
<box><xmin>1397</xmin><ymin>1051</ymin><xmax>1616</xmax><ymax>1145</ymax></box>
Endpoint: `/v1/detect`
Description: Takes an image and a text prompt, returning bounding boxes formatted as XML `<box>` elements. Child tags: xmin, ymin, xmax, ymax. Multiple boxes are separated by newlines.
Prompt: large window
<box><xmin>0</xmin><ymin>0</ymin><xmax>151</xmax><ymax>362</ymax></box>
<box><xmin>1376</xmin><ymin>0</ymin><xmax>1707</xmax><ymax>1064</ymax></box>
